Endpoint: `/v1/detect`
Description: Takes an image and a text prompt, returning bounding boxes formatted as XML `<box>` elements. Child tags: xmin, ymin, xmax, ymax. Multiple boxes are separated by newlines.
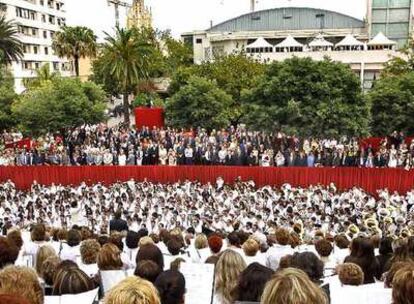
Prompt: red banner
<box><xmin>0</xmin><ymin>166</ymin><xmax>413</xmax><ymax>194</ymax></box>
<box><xmin>134</xmin><ymin>107</ymin><xmax>164</xmax><ymax>129</ymax></box>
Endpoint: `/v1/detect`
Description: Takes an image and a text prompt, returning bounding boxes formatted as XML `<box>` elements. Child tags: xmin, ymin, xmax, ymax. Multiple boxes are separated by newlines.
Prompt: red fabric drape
<box><xmin>1</xmin><ymin>166</ymin><xmax>414</xmax><ymax>194</ymax></box>
<box><xmin>134</xmin><ymin>107</ymin><xmax>164</xmax><ymax>129</ymax></box>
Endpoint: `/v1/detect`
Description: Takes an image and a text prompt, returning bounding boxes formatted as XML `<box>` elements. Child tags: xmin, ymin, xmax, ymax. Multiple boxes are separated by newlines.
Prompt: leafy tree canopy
<box><xmin>12</xmin><ymin>78</ymin><xmax>106</xmax><ymax>135</ymax></box>
<box><xmin>0</xmin><ymin>66</ymin><xmax>17</xmax><ymax>131</ymax></box>
<box><xmin>165</xmin><ymin>76</ymin><xmax>232</xmax><ymax>130</ymax></box>
<box><xmin>241</xmin><ymin>57</ymin><xmax>370</xmax><ymax>137</ymax></box>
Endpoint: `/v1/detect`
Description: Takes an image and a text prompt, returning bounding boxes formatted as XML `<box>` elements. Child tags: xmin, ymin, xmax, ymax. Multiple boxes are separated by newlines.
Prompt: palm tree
<box><xmin>52</xmin><ymin>26</ymin><xmax>97</xmax><ymax>77</ymax></box>
<box><xmin>0</xmin><ymin>16</ymin><xmax>23</xmax><ymax>64</ymax></box>
<box><xmin>100</xmin><ymin>27</ymin><xmax>153</xmax><ymax>125</ymax></box>
<box><xmin>23</xmin><ymin>64</ymin><xmax>59</xmax><ymax>89</ymax></box>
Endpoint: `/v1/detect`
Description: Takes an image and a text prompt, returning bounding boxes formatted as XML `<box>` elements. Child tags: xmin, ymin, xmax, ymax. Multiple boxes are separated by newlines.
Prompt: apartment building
<box><xmin>0</xmin><ymin>0</ymin><xmax>73</xmax><ymax>92</ymax></box>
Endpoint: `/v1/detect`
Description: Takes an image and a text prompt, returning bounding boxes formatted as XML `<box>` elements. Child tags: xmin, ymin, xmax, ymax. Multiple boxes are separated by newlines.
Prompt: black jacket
<box><xmin>109</xmin><ymin>218</ymin><xmax>128</xmax><ymax>232</ymax></box>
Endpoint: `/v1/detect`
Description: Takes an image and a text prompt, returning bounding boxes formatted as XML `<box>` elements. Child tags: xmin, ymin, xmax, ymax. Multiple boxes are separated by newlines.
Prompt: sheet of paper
<box><xmin>180</xmin><ymin>263</ymin><xmax>215</xmax><ymax>304</ymax></box>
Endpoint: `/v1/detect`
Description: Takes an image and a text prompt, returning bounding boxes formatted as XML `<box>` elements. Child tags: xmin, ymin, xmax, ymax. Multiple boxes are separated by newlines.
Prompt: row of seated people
<box><xmin>0</xmin><ymin>223</ymin><xmax>414</xmax><ymax>304</ymax></box>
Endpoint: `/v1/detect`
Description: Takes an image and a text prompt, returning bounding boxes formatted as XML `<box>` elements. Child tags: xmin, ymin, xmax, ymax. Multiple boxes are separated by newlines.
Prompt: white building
<box><xmin>182</xmin><ymin>1</ymin><xmax>414</xmax><ymax>90</ymax></box>
<box><xmin>0</xmin><ymin>0</ymin><xmax>73</xmax><ymax>92</ymax></box>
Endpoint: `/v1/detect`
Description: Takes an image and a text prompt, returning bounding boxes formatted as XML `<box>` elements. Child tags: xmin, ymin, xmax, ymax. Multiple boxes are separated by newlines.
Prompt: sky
<box><xmin>65</xmin><ymin>0</ymin><xmax>367</xmax><ymax>40</ymax></box>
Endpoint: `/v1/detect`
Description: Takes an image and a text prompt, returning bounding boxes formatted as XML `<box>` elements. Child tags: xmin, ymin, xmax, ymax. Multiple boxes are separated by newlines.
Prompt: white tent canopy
<box><xmin>335</xmin><ymin>34</ymin><xmax>364</xmax><ymax>47</ymax></box>
<box><xmin>368</xmin><ymin>32</ymin><xmax>396</xmax><ymax>46</ymax></box>
<box><xmin>309</xmin><ymin>34</ymin><xmax>334</xmax><ymax>47</ymax></box>
<box><xmin>276</xmin><ymin>35</ymin><xmax>303</xmax><ymax>48</ymax></box>
<box><xmin>246</xmin><ymin>37</ymin><xmax>274</xmax><ymax>49</ymax></box>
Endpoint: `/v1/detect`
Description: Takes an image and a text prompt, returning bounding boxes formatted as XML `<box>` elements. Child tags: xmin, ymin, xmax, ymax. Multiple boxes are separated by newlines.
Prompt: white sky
<box><xmin>65</xmin><ymin>0</ymin><xmax>367</xmax><ymax>40</ymax></box>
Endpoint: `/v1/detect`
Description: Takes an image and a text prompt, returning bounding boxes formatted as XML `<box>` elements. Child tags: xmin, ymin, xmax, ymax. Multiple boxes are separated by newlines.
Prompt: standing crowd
<box><xmin>0</xmin><ymin>179</ymin><xmax>414</xmax><ymax>303</ymax></box>
<box><xmin>1</xmin><ymin>125</ymin><xmax>413</xmax><ymax>169</ymax></box>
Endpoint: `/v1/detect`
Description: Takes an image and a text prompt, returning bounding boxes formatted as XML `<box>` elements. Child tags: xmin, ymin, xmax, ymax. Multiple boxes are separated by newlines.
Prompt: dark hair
<box><xmin>227</xmin><ymin>232</ymin><xmax>241</xmax><ymax>247</ymax></box>
<box><xmin>109</xmin><ymin>233</ymin><xmax>124</xmax><ymax>251</ymax></box>
<box><xmin>114</xmin><ymin>210</ymin><xmax>122</xmax><ymax>220</ymax></box>
<box><xmin>334</xmin><ymin>234</ymin><xmax>350</xmax><ymax>249</ymax></box>
<box><xmin>315</xmin><ymin>239</ymin><xmax>333</xmax><ymax>257</ymax></box>
<box><xmin>349</xmin><ymin>237</ymin><xmax>363</xmax><ymax>258</ymax></box>
<box><xmin>154</xmin><ymin>270</ymin><xmax>186</xmax><ymax>304</ymax></box>
<box><xmin>136</xmin><ymin>244</ymin><xmax>164</xmax><ymax>270</ymax></box>
<box><xmin>291</xmin><ymin>252</ymin><xmax>324</xmax><ymax>282</ymax></box>
<box><xmin>134</xmin><ymin>260</ymin><xmax>162</xmax><ymax>283</ymax></box>
<box><xmin>379</xmin><ymin>237</ymin><xmax>393</xmax><ymax>255</ymax></box>
<box><xmin>0</xmin><ymin>237</ymin><xmax>19</xmax><ymax>269</ymax></box>
<box><xmin>52</xmin><ymin>268</ymin><xmax>95</xmax><ymax>295</ymax></box>
<box><xmin>97</xmin><ymin>235</ymin><xmax>109</xmax><ymax>247</ymax></box>
<box><xmin>348</xmin><ymin>239</ymin><xmax>378</xmax><ymax>284</ymax></box>
<box><xmin>126</xmin><ymin>231</ymin><xmax>139</xmax><ymax>249</ymax></box>
<box><xmin>232</xmin><ymin>262</ymin><xmax>273</xmax><ymax>302</ymax></box>
<box><xmin>66</xmin><ymin>229</ymin><xmax>81</xmax><ymax>247</ymax></box>
<box><xmin>31</xmin><ymin>224</ymin><xmax>46</xmax><ymax>242</ymax></box>
<box><xmin>167</xmin><ymin>239</ymin><xmax>182</xmax><ymax>256</ymax></box>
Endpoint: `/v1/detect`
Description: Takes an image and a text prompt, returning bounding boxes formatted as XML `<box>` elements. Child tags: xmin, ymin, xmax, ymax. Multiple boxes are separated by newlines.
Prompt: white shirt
<box><xmin>266</xmin><ymin>244</ymin><xmax>294</xmax><ymax>271</ymax></box>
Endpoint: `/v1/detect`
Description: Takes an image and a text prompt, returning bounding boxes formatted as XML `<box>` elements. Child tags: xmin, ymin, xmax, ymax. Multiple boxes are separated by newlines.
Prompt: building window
<box><xmin>40</xmin><ymin>0</ymin><xmax>44</xmax><ymax>5</ymax></box>
<box><xmin>44</xmin><ymin>47</ymin><xmax>48</xmax><ymax>55</ymax></box>
<box><xmin>33</xmin><ymin>46</ymin><xmax>38</xmax><ymax>54</ymax></box>
<box><xmin>196</xmin><ymin>38</ymin><xmax>202</xmax><ymax>44</ymax></box>
<box><xmin>43</xmin><ymin>31</ymin><xmax>47</xmax><ymax>38</ymax></box>
<box><xmin>23</xmin><ymin>45</ymin><xmax>29</xmax><ymax>53</ymax></box>
<box><xmin>35</xmin><ymin>62</ymin><xmax>40</xmax><ymax>69</ymax></box>
<box><xmin>49</xmin><ymin>15</ymin><xmax>55</xmax><ymax>24</ymax></box>
<box><xmin>42</xmin><ymin>14</ymin><xmax>46</xmax><ymax>22</ymax></box>
<box><xmin>53</xmin><ymin>62</ymin><xmax>59</xmax><ymax>71</ymax></box>
<box><xmin>0</xmin><ymin>3</ymin><xmax>7</xmax><ymax>12</ymax></box>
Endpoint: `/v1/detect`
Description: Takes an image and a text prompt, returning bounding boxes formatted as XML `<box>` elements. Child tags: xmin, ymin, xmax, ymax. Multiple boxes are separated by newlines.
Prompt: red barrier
<box><xmin>134</xmin><ymin>107</ymin><xmax>164</xmax><ymax>129</ymax></box>
<box><xmin>0</xmin><ymin>166</ymin><xmax>413</xmax><ymax>194</ymax></box>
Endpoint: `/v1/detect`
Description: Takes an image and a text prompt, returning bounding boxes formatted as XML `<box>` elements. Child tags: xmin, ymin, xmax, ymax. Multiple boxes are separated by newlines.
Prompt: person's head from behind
<box><xmin>0</xmin><ymin>237</ymin><xmax>19</xmax><ymax>269</ymax></box>
<box><xmin>392</xmin><ymin>263</ymin><xmax>414</xmax><ymax>304</ymax></box>
<box><xmin>357</xmin><ymin>238</ymin><xmax>375</xmax><ymax>259</ymax></box>
<box><xmin>136</xmin><ymin>244</ymin><xmax>164</xmax><ymax>271</ymax></box>
<box><xmin>379</xmin><ymin>237</ymin><xmax>394</xmax><ymax>256</ymax></box>
<box><xmin>337</xmin><ymin>263</ymin><xmax>364</xmax><ymax>286</ymax></box>
<box><xmin>194</xmin><ymin>234</ymin><xmax>208</xmax><ymax>250</ymax></box>
<box><xmin>80</xmin><ymin>239</ymin><xmax>101</xmax><ymax>265</ymax></box>
<box><xmin>167</xmin><ymin>238</ymin><xmax>182</xmax><ymax>256</ymax></box>
<box><xmin>97</xmin><ymin>243</ymin><xmax>123</xmax><ymax>271</ymax></box>
<box><xmin>261</xmin><ymin>268</ymin><xmax>328</xmax><ymax>304</ymax></box>
<box><xmin>385</xmin><ymin>261</ymin><xmax>413</xmax><ymax>288</ymax></box>
<box><xmin>35</xmin><ymin>245</ymin><xmax>56</xmax><ymax>276</ymax></box>
<box><xmin>134</xmin><ymin>260</ymin><xmax>162</xmax><ymax>283</ymax></box>
<box><xmin>41</xmin><ymin>256</ymin><xmax>61</xmax><ymax>286</ymax></box>
<box><xmin>66</xmin><ymin>229</ymin><xmax>81</xmax><ymax>247</ymax></box>
<box><xmin>275</xmin><ymin>228</ymin><xmax>290</xmax><ymax>246</ymax></box>
<box><xmin>334</xmin><ymin>234</ymin><xmax>350</xmax><ymax>250</ymax></box>
<box><xmin>232</xmin><ymin>262</ymin><xmax>274</xmax><ymax>302</ymax></box>
<box><xmin>114</xmin><ymin>210</ymin><xmax>122</xmax><ymax>220</ymax></box>
<box><xmin>215</xmin><ymin>249</ymin><xmax>246</xmax><ymax>303</ymax></box>
<box><xmin>154</xmin><ymin>270</ymin><xmax>186</xmax><ymax>304</ymax></box>
<box><xmin>208</xmin><ymin>235</ymin><xmax>223</xmax><ymax>254</ymax></box>
<box><xmin>290</xmin><ymin>252</ymin><xmax>324</xmax><ymax>282</ymax></box>
<box><xmin>0</xmin><ymin>266</ymin><xmax>43</xmax><ymax>304</ymax></box>
<box><xmin>242</xmin><ymin>238</ymin><xmax>260</xmax><ymax>257</ymax></box>
<box><xmin>104</xmin><ymin>276</ymin><xmax>160</xmax><ymax>304</ymax></box>
<box><xmin>30</xmin><ymin>224</ymin><xmax>45</xmax><ymax>242</ymax></box>
<box><xmin>52</xmin><ymin>268</ymin><xmax>95</xmax><ymax>295</ymax></box>
<box><xmin>349</xmin><ymin>237</ymin><xmax>363</xmax><ymax>257</ymax></box>
<box><xmin>7</xmin><ymin>230</ymin><xmax>23</xmax><ymax>250</ymax></box>
<box><xmin>126</xmin><ymin>231</ymin><xmax>140</xmax><ymax>250</ymax></box>
<box><xmin>315</xmin><ymin>239</ymin><xmax>333</xmax><ymax>258</ymax></box>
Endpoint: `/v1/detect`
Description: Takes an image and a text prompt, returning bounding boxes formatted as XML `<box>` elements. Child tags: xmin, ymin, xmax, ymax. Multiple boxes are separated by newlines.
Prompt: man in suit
<box><xmin>109</xmin><ymin>210</ymin><xmax>128</xmax><ymax>233</ymax></box>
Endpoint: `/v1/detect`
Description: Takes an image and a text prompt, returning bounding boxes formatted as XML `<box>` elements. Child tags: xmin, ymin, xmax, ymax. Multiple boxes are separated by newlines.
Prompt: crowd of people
<box><xmin>1</xmin><ymin>125</ymin><xmax>413</xmax><ymax>169</ymax></box>
<box><xmin>0</xmin><ymin>179</ymin><xmax>414</xmax><ymax>303</ymax></box>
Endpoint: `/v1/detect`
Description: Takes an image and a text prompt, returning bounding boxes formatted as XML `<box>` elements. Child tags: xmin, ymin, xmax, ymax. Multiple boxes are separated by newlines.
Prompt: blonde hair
<box><xmin>35</xmin><ymin>245</ymin><xmax>56</xmax><ymax>276</ymax></box>
<box><xmin>104</xmin><ymin>276</ymin><xmax>160</xmax><ymax>304</ymax></box>
<box><xmin>80</xmin><ymin>239</ymin><xmax>101</xmax><ymax>264</ymax></box>
<box><xmin>242</xmin><ymin>238</ymin><xmax>260</xmax><ymax>257</ymax></box>
<box><xmin>215</xmin><ymin>249</ymin><xmax>247</xmax><ymax>304</ymax></box>
<box><xmin>194</xmin><ymin>234</ymin><xmax>208</xmax><ymax>250</ymax></box>
<box><xmin>139</xmin><ymin>236</ymin><xmax>155</xmax><ymax>247</ymax></box>
<box><xmin>261</xmin><ymin>268</ymin><xmax>328</xmax><ymax>304</ymax></box>
<box><xmin>0</xmin><ymin>266</ymin><xmax>44</xmax><ymax>304</ymax></box>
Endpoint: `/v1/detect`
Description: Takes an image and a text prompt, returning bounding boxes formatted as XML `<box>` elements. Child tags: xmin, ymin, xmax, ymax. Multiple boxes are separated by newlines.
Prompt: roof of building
<box><xmin>309</xmin><ymin>34</ymin><xmax>334</xmax><ymax>47</ymax></box>
<box><xmin>335</xmin><ymin>34</ymin><xmax>364</xmax><ymax>47</ymax></box>
<box><xmin>208</xmin><ymin>7</ymin><xmax>365</xmax><ymax>33</ymax></box>
<box><xmin>276</xmin><ymin>35</ymin><xmax>303</xmax><ymax>48</ymax></box>
<box><xmin>246</xmin><ymin>37</ymin><xmax>274</xmax><ymax>49</ymax></box>
<box><xmin>368</xmin><ymin>32</ymin><xmax>396</xmax><ymax>46</ymax></box>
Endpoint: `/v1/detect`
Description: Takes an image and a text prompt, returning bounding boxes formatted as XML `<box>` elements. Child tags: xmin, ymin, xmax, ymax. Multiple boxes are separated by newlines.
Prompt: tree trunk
<box><xmin>123</xmin><ymin>91</ymin><xmax>130</xmax><ymax>126</ymax></box>
<box><xmin>74</xmin><ymin>55</ymin><xmax>80</xmax><ymax>77</ymax></box>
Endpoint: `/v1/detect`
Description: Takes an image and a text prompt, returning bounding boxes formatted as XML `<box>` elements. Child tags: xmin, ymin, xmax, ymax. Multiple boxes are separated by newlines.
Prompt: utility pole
<box><xmin>250</xmin><ymin>0</ymin><xmax>256</xmax><ymax>12</ymax></box>
<box><xmin>107</xmin><ymin>0</ymin><xmax>131</xmax><ymax>27</ymax></box>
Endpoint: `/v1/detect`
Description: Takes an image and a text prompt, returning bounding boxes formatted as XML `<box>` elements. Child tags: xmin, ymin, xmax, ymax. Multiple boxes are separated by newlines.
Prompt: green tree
<box><xmin>168</xmin><ymin>52</ymin><xmax>265</xmax><ymax>123</ymax></box>
<box><xmin>166</xmin><ymin>76</ymin><xmax>232</xmax><ymax>129</ymax></box>
<box><xmin>382</xmin><ymin>39</ymin><xmax>414</xmax><ymax>76</ymax></box>
<box><xmin>242</xmin><ymin>57</ymin><xmax>370</xmax><ymax>137</ymax></box>
<box><xmin>367</xmin><ymin>72</ymin><xmax>414</xmax><ymax>135</ymax></box>
<box><xmin>52</xmin><ymin>26</ymin><xmax>97</xmax><ymax>77</ymax></box>
<box><xmin>0</xmin><ymin>16</ymin><xmax>23</xmax><ymax>64</ymax></box>
<box><xmin>98</xmin><ymin>27</ymin><xmax>153</xmax><ymax>124</ymax></box>
<box><xmin>22</xmin><ymin>64</ymin><xmax>59</xmax><ymax>89</ymax></box>
<box><xmin>0</xmin><ymin>66</ymin><xmax>17</xmax><ymax>130</ymax></box>
<box><xmin>160</xmin><ymin>30</ymin><xmax>193</xmax><ymax>75</ymax></box>
<box><xmin>12</xmin><ymin>78</ymin><xmax>106</xmax><ymax>135</ymax></box>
